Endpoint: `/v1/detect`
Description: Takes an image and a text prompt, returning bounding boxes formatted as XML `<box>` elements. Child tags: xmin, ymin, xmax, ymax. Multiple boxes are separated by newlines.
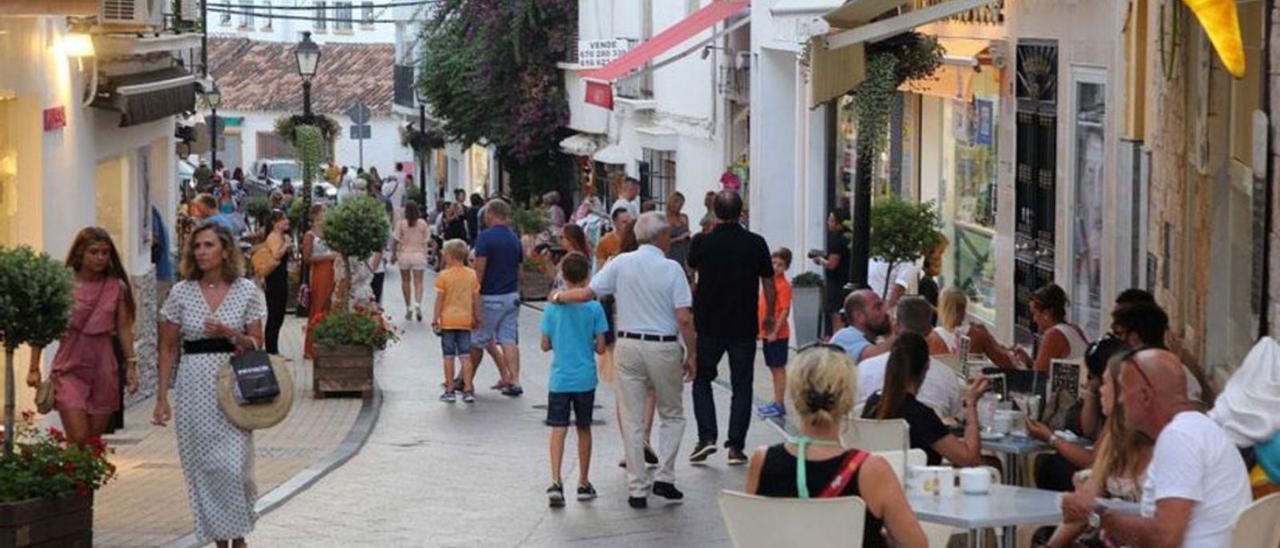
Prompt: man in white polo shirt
<box><xmin>552</xmin><ymin>211</ymin><xmax>696</xmax><ymax>510</ymax></box>
<box><xmin>1086</xmin><ymin>348</ymin><xmax>1250</xmax><ymax>548</ymax></box>
<box><xmin>855</xmin><ymin>296</ymin><xmax>964</xmax><ymax>420</ymax></box>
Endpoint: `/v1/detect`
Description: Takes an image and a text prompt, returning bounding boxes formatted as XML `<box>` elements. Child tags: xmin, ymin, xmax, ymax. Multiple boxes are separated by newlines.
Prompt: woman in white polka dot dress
<box><xmin>154</xmin><ymin>221</ymin><xmax>267</xmax><ymax>548</ymax></box>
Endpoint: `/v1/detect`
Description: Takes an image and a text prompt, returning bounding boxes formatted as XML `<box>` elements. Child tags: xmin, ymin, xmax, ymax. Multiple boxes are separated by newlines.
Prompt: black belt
<box><xmin>617</xmin><ymin>331</ymin><xmax>678</xmax><ymax>343</ymax></box>
<box><xmin>183</xmin><ymin>338</ymin><xmax>237</xmax><ymax>354</ymax></box>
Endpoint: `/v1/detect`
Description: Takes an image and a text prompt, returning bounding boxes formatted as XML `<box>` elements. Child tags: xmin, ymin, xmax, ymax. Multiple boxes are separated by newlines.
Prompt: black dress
<box><xmin>756</xmin><ymin>445</ymin><xmax>887</xmax><ymax>548</ymax></box>
<box><xmin>862</xmin><ymin>392</ymin><xmax>951</xmax><ymax>465</ymax></box>
<box><xmin>264</xmin><ymin>251</ymin><xmax>289</xmax><ymax>354</ymax></box>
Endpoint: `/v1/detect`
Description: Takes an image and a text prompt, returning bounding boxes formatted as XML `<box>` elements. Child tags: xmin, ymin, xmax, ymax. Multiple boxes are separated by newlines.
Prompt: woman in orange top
<box><xmin>756</xmin><ymin>248</ymin><xmax>794</xmax><ymax>418</ymax></box>
<box><xmin>303</xmin><ymin>204</ymin><xmax>337</xmax><ymax>359</ymax></box>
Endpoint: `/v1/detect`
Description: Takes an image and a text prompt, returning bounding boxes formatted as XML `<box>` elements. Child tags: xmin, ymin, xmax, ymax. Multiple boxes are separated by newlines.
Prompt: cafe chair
<box><xmin>718</xmin><ymin>490</ymin><xmax>866</xmax><ymax>548</ymax></box>
<box><xmin>1230</xmin><ymin>492</ymin><xmax>1280</xmax><ymax>547</ymax></box>
<box><xmin>841</xmin><ymin>417</ymin><xmax>909</xmax><ymax>454</ymax></box>
<box><xmin>870</xmin><ymin>448</ymin><xmax>927</xmax><ymax>485</ymax></box>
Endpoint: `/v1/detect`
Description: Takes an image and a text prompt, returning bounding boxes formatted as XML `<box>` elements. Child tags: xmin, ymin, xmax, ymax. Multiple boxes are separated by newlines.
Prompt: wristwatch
<box><xmin>1089</xmin><ymin>503</ymin><xmax>1108</xmax><ymax>529</ymax></box>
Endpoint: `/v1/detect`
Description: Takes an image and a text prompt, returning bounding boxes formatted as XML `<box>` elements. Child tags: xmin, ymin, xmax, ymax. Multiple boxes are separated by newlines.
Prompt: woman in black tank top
<box><xmin>743</xmin><ymin>345</ymin><xmax>927</xmax><ymax>548</ymax></box>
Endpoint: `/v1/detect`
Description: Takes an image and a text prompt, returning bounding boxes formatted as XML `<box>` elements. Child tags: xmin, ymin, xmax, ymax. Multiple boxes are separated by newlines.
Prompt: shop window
<box><xmin>1069</xmin><ymin>72</ymin><xmax>1107</xmax><ymax>338</ymax></box>
<box><xmin>0</xmin><ymin>99</ymin><xmax>15</xmax><ymax>247</ymax></box>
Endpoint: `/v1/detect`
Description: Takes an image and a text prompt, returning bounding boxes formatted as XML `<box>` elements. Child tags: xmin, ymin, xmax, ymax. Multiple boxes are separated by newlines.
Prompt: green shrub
<box><xmin>322</xmin><ymin>197</ymin><xmax>391</xmax><ymax>262</ymax></box>
<box><xmin>0</xmin><ymin>414</ymin><xmax>117</xmax><ymax>502</ymax></box>
<box><xmin>791</xmin><ymin>271</ymin><xmax>824</xmax><ymax>287</ymax></box>
<box><xmin>244</xmin><ymin>196</ymin><xmax>272</xmax><ymax>228</ymax></box>
<box><xmin>313</xmin><ymin>305</ymin><xmax>398</xmax><ymax>351</ymax></box>
<box><xmin>510</xmin><ymin>203</ymin><xmax>547</xmax><ymax>235</ymax></box>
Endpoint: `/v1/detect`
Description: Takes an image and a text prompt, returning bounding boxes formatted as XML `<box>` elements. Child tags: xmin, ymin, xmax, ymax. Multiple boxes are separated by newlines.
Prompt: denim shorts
<box><xmin>440</xmin><ymin>329</ymin><xmax>471</xmax><ymax>357</ymax></box>
<box><xmin>762</xmin><ymin>338</ymin><xmax>790</xmax><ymax>368</ymax></box>
<box><xmin>472</xmin><ymin>292</ymin><xmax>520</xmax><ymax>347</ymax></box>
<box><xmin>546</xmin><ymin>390</ymin><xmax>596</xmax><ymax>427</ymax></box>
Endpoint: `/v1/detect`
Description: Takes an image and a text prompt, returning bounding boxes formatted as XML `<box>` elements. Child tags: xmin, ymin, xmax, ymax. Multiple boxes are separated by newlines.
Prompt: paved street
<box><xmin>93</xmin><ymin>317</ymin><xmax>365</xmax><ymax>548</ymax></box>
<box><xmin>250</xmin><ymin>270</ymin><xmax>788</xmax><ymax>547</ymax></box>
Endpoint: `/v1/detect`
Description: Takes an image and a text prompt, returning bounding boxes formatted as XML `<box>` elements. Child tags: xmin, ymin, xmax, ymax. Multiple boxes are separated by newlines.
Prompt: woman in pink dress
<box><xmin>27</xmin><ymin>227</ymin><xmax>138</xmax><ymax>446</ymax></box>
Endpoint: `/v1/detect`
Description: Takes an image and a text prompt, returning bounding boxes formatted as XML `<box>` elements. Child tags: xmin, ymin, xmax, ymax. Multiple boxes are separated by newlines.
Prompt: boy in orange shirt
<box><xmin>756</xmin><ymin>248</ymin><xmax>793</xmax><ymax>418</ymax></box>
<box><xmin>432</xmin><ymin>239</ymin><xmax>482</xmax><ymax>403</ymax></box>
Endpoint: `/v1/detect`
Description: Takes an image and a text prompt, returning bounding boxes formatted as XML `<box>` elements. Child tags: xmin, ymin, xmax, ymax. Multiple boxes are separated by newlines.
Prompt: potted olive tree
<box><xmin>312</xmin><ymin>197</ymin><xmax>395</xmax><ymax>397</ymax></box>
<box><xmin>868</xmin><ymin>194</ymin><xmax>943</xmax><ymax>299</ymax></box>
<box><xmin>790</xmin><ymin>271</ymin><xmax>825</xmax><ymax>347</ymax></box>
<box><xmin>0</xmin><ymin>246</ymin><xmax>115</xmax><ymax>547</ymax></box>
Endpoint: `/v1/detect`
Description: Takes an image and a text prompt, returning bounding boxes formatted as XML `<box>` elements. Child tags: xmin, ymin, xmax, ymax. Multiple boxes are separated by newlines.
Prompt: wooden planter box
<box><xmin>520</xmin><ymin>271</ymin><xmax>554</xmax><ymax>301</ymax></box>
<box><xmin>0</xmin><ymin>494</ymin><xmax>92</xmax><ymax>548</ymax></box>
<box><xmin>313</xmin><ymin>344</ymin><xmax>374</xmax><ymax>397</ymax></box>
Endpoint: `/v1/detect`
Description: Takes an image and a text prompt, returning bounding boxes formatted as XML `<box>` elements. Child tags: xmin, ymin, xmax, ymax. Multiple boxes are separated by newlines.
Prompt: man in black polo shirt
<box><xmin>686</xmin><ymin>190</ymin><xmax>776</xmax><ymax>465</ymax></box>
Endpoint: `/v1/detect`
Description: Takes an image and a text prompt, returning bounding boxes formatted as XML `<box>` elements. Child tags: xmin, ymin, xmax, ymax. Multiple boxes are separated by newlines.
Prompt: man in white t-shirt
<box><xmin>855</xmin><ymin>296</ymin><xmax>964</xmax><ymax>419</ymax></box>
<box><xmin>1083</xmin><ymin>349</ymin><xmax>1250</xmax><ymax>548</ymax></box>
<box><xmin>868</xmin><ymin>258</ymin><xmax>917</xmax><ymax>310</ymax></box>
<box><xmin>610</xmin><ymin>177</ymin><xmax>641</xmax><ymax>220</ymax></box>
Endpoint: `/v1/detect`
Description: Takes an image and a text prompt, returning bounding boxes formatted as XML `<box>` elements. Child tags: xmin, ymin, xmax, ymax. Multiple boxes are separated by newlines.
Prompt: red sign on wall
<box><xmin>585</xmin><ymin>81</ymin><xmax>614</xmax><ymax>111</ymax></box>
<box><xmin>43</xmin><ymin>106</ymin><xmax>66</xmax><ymax>131</ymax></box>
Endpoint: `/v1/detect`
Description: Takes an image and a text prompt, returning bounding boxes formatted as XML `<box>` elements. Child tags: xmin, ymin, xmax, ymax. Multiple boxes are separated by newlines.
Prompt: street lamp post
<box><xmin>294</xmin><ymin>32</ymin><xmax>322</xmax><ymax>316</ymax></box>
<box><xmin>415</xmin><ymin>88</ymin><xmax>427</xmax><ymax>210</ymax></box>
<box><xmin>203</xmin><ymin>83</ymin><xmax>221</xmax><ymax>177</ymax></box>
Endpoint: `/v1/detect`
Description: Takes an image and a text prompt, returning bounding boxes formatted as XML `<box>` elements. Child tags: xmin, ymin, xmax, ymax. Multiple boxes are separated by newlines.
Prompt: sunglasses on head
<box><xmin>1118</xmin><ymin>345</ymin><xmax>1155</xmax><ymax>389</ymax></box>
<box><xmin>797</xmin><ymin>341</ymin><xmax>845</xmax><ymax>355</ymax></box>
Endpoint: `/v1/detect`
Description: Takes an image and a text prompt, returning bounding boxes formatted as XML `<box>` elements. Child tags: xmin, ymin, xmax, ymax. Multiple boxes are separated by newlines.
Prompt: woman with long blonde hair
<box><xmin>26</xmin><ymin>227</ymin><xmax>138</xmax><ymax>446</ymax></box>
<box><xmin>1047</xmin><ymin>354</ymin><xmax>1154</xmax><ymax>547</ymax></box>
<box><xmin>926</xmin><ymin>286</ymin><xmax>1015</xmax><ymax>369</ymax></box>
<box><xmin>745</xmin><ymin>345</ymin><xmax>927</xmax><ymax>547</ymax></box>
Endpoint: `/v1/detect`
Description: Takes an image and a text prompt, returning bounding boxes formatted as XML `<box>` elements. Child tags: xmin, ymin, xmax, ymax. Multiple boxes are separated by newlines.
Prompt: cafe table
<box><xmin>980</xmin><ymin>434</ymin><xmax>1049</xmax><ymax>485</ymax></box>
<box><xmin>908</xmin><ymin>484</ymin><xmax>1062</xmax><ymax>548</ymax></box>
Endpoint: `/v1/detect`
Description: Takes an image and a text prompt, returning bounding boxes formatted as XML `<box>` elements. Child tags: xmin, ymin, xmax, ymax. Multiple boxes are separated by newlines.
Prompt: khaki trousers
<box><xmin>614</xmin><ymin>337</ymin><xmax>686</xmax><ymax>498</ymax></box>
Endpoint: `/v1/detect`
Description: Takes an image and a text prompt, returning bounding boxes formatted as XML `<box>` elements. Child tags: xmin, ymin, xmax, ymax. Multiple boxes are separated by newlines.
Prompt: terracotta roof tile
<box><xmin>208</xmin><ymin>38</ymin><xmax>395</xmax><ymax>116</ymax></box>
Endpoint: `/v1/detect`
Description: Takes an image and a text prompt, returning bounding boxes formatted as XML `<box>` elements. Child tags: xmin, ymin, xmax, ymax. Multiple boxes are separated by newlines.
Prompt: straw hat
<box><xmin>216</xmin><ymin>354</ymin><xmax>294</xmax><ymax>431</ymax></box>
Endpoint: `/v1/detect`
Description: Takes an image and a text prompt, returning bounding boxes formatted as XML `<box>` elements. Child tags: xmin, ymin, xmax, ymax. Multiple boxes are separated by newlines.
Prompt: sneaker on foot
<box><xmin>462</xmin><ymin>391</ymin><xmax>475</xmax><ymax>403</ymax></box>
<box><xmin>644</xmin><ymin>444</ymin><xmax>659</xmax><ymax>466</ymax></box>
<box><xmin>689</xmin><ymin>441</ymin><xmax>717</xmax><ymax>464</ymax></box>
<box><xmin>439</xmin><ymin>391</ymin><xmax>456</xmax><ymax>403</ymax></box>
<box><xmin>502</xmin><ymin>384</ymin><xmax>524</xmax><ymax>397</ymax></box>
<box><xmin>627</xmin><ymin>496</ymin><xmax>647</xmax><ymax>509</ymax></box>
<box><xmin>577</xmin><ymin>483</ymin><xmax>598</xmax><ymax>501</ymax></box>
<box><xmin>727</xmin><ymin>448</ymin><xmax>749</xmax><ymax>466</ymax></box>
<box><xmin>652</xmin><ymin>481</ymin><xmax>684</xmax><ymax>501</ymax></box>
<box><xmin>756</xmin><ymin>403</ymin><xmax>783</xmax><ymax>418</ymax></box>
<box><xmin>547</xmin><ymin>484</ymin><xmax>565</xmax><ymax>508</ymax></box>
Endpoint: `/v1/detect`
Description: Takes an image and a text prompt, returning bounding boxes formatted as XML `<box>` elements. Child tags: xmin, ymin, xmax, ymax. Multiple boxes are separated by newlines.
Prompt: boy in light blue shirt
<box><xmin>540</xmin><ymin>252</ymin><xmax>608</xmax><ymax>508</ymax></box>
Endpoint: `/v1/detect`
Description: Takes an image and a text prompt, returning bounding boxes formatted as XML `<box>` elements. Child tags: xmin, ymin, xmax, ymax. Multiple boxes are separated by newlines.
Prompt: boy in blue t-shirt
<box><xmin>540</xmin><ymin>252</ymin><xmax>608</xmax><ymax>508</ymax></box>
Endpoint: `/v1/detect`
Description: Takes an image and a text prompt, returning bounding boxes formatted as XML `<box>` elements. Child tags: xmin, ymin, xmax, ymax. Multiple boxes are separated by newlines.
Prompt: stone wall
<box><xmin>125</xmin><ymin>270</ymin><xmax>158</xmax><ymax>407</ymax></box>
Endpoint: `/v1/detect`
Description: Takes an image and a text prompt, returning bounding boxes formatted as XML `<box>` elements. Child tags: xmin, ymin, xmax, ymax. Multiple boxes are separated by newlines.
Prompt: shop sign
<box><xmin>578</xmin><ymin>39</ymin><xmax>634</xmax><ymax>68</ymax></box>
<box><xmin>43</xmin><ymin>106</ymin><xmax>66</xmax><ymax>131</ymax></box>
<box><xmin>975</xmin><ymin>100</ymin><xmax>993</xmax><ymax>145</ymax></box>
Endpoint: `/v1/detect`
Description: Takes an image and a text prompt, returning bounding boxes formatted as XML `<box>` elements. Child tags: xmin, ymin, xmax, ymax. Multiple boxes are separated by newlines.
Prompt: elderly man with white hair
<box><xmin>552</xmin><ymin>211</ymin><xmax>697</xmax><ymax>509</ymax></box>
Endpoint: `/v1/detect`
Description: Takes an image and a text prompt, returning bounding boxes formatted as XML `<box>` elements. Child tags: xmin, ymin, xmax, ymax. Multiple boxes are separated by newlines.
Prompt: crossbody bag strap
<box><xmin>817</xmin><ymin>450</ymin><xmax>869</xmax><ymax>498</ymax></box>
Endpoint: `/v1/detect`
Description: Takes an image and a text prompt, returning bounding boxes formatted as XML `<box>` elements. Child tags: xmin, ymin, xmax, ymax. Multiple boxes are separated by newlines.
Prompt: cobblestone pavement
<box><xmin>92</xmin><ymin>316</ymin><xmax>364</xmax><ymax>548</ymax></box>
<box><xmin>250</xmin><ymin>270</ymin><xmax>792</xmax><ymax>547</ymax></box>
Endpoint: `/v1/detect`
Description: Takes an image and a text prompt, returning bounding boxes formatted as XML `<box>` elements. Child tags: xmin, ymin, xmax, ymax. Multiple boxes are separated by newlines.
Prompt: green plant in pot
<box><xmin>0</xmin><ymin>246</ymin><xmax>109</xmax><ymax>546</ymax></box>
<box><xmin>311</xmin><ymin>198</ymin><xmax>393</xmax><ymax>395</ymax></box>
<box><xmin>868</xmin><ymin>194</ymin><xmax>943</xmax><ymax>299</ymax></box>
<box><xmin>510</xmin><ymin>203</ymin><xmax>548</xmax><ymax>236</ymax></box>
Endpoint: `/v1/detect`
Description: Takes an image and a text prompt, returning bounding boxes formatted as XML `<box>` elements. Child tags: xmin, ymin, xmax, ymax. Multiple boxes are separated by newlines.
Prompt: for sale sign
<box><xmin>578</xmin><ymin>39</ymin><xmax>635</xmax><ymax>68</ymax></box>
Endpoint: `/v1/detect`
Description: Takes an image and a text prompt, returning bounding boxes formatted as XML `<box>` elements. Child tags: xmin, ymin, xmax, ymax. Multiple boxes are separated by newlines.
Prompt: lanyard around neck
<box><xmin>792</xmin><ymin>436</ymin><xmax>843</xmax><ymax>499</ymax></box>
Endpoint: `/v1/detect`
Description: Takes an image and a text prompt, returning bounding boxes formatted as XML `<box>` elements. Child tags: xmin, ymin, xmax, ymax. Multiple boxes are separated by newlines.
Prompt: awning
<box><xmin>771</xmin><ymin>0</ymin><xmax>844</xmax><ymax>18</ymax></box>
<box><xmin>560</xmin><ymin>133</ymin><xmax>605</xmax><ymax>156</ymax></box>
<box><xmin>823</xmin><ymin>0</ymin><xmax>997</xmax><ymax>51</ymax></box>
<box><xmin>938</xmin><ymin>37</ymin><xmax>988</xmax><ymax>67</ymax></box>
<box><xmin>93</xmin><ymin>67</ymin><xmax>197</xmax><ymax>127</ymax></box>
<box><xmin>593</xmin><ymin>143</ymin><xmax>631</xmax><ymax>165</ymax></box>
<box><xmin>807</xmin><ymin>0</ymin><xmax>996</xmax><ymax>107</ymax></box>
<box><xmin>582</xmin><ymin>0</ymin><xmax>749</xmax><ymax>108</ymax></box>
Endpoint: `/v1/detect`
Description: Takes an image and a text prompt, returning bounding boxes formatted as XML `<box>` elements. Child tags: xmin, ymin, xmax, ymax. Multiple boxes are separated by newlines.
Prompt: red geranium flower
<box><xmin>63</xmin><ymin>462</ymin><xmax>76</xmax><ymax>475</ymax></box>
<box><xmin>48</xmin><ymin>427</ymin><xmax>65</xmax><ymax>441</ymax></box>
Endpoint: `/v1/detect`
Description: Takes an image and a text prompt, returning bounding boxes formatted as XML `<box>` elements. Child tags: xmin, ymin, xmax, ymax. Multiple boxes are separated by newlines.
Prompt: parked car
<box><xmin>247</xmin><ymin>158</ymin><xmax>337</xmax><ymax>203</ymax></box>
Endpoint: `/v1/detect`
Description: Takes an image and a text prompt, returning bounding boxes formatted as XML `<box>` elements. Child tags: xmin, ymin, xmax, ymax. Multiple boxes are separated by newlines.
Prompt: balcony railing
<box><xmin>911</xmin><ymin>0</ymin><xmax>1004</xmax><ymax>25</ymax></box>
<box><xmin>394</xmin><ymin>64</ymin><xmax>416</xmax><ymax>108</ymax></box>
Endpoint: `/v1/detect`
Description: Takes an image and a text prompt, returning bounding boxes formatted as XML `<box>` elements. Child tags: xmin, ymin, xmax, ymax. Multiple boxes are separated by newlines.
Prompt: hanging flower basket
<box><xmin>400</xmin><ymin>125</ymin><xmax>446</xmax><ymax>154</ymax></box>
<box><xmin>274</xmin><ymin>114</ymin><xmax>339</xmax><ymax>147</ymax></box>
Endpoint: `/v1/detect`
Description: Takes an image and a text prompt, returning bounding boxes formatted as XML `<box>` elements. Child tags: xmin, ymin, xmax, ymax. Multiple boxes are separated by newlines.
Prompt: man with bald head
<box><xmin>830</xmin><ymin>288</ymin><xmax>892</xmax><ymax>363</ymax></box>
<box><xmin>1079</xmin><ymin>349</ymin><xmax>1249</xmax><ymax>548</ymax></box>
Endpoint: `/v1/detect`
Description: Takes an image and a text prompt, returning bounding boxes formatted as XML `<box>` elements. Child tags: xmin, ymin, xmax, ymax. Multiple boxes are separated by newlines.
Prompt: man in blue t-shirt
<box><xmin>540</xmin><ymin>253</ymin><xmax>608</xmax><ymax>507</ymax></box>
<box><xmin>471</xmin><ymin>198</ymin><xmax>527</xmax><ymax>396</ymax></box>
<box><xmin>830</xmin><ymin>289</ymin><xmax>891</xmax><ymax>363</ymax></box>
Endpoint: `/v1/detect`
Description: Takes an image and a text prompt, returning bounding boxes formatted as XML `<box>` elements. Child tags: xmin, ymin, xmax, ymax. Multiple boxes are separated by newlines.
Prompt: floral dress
<box><xmin>161</xmin><ymin>278</ymin><xmax>267</xmax><ymax>543</ymax></box>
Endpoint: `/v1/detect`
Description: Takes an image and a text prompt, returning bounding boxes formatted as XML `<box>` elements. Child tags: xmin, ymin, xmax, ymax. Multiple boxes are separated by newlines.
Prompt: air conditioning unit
<box><xmin>101</xmin><ymin>0</ymin><xmax>164</xmax><ymax>29</ymax></box>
